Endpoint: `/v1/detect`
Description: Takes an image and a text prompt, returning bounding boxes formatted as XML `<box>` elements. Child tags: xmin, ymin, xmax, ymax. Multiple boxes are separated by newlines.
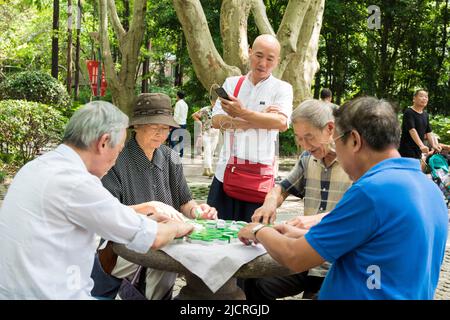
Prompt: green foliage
<box><xmin>0</xmin><ymin>71</ymin><xmax>72</xmax><ymax>116</ymax></box>
<box><xmin>430</xmin><ymin>115</ymin><xmax>450</xmax><ymax>145</ymax></box>
<box><xmin>0</xmin><ymin>99</ymin><xmax>66</xmax><ymax>166</ymax></box>
<box><xmin>0</xmin><ymin>0</ymin><xmax>53</xmax><ymax>74</ymax></box>
<box><xmin>278</xmin><ymin>127</ymin><xmax>299</xmax><ymax>156</ymax></box>
<box><xmin>316</xmin><ymin>0</ymin><xmax>449</xmax><ymax>115</ymax></box>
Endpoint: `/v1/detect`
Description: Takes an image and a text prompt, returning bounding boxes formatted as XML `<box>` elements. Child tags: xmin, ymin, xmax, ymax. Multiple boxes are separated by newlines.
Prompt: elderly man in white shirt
<box><xmin>0</xmin><ymin>101</ymin><xmax>193</xmax><ymax>299</ymax></box>
<box><xmin>169</xmin><ymin>90</ymin><xmax>189</xmax><ymax>157</ymax></box>
<box><xmin>207</xmin><ymin>34</ymin><xmax>293</xmax><ymax>222</ymax></box>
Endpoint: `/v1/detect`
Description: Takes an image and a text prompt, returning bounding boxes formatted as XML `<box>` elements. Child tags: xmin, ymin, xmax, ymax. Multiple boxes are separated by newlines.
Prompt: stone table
<box><xmin>113</xmin><ymin>243</ymin><xmax>295</xmax><ymax>300</ymax></box>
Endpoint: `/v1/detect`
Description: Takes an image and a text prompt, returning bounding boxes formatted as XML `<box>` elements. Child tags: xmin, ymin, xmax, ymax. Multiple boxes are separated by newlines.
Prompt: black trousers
<box><xmin>169</xmin><ymin>125</ymin><xmax>187</xmax><ymax>158</ymax></box>
<box><xmin>207</xmin><ymin>177</ymin><xmax>262</xmax><ymax>222</ymax></box>
<box><xmin>243</xmin><ymin>272</ymin><xmax>324</xmax><ymax>300</ymax></box>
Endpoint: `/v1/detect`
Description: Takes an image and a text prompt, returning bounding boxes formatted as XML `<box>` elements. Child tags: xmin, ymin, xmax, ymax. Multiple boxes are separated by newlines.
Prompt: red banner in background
<box><xmin>86</xmin><ymin>60</ymin><xmax>107</xmax><ymax>96</ymax></box>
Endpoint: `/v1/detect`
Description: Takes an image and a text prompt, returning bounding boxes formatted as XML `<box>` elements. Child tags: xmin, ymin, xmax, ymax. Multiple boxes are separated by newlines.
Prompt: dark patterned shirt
<box><xmin>102</xmin><ymin>135</ymin><xmax>192</xmax><ymax>211</ymax></box>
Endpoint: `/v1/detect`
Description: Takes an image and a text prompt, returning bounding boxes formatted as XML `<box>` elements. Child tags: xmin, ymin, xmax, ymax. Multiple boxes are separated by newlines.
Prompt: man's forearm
<box><xmin>212</xmin><ymin>115</ymin><xmax>252</xmax><ymax>130</ymax></box>
<box><xmin>212</xmin><ymin>113</ymin><xmax>287</xmax><ymax>131</ymax></box>
<box><xmin>409</xmin><ymin>129</ymin><xmax>426</xmax><ymax>148</ymax></box>
<box><xmin>180</xmin><ymin>200</ymin><xmax>197</xmax><ymax>219</ymax></box>
<box><xmin>240</xmin><ymin>110</ymin><xmax>288</xmax><ymax>131</ymax></box>
<box><xmin>264</xmin><ymin>185</ymin><xmax>288</xmax><ymax>209</ymax></box>
<box><xmin>426</xmin><ymin>133</ymin><xmax>439</xmax><ymax>149</ymax></box>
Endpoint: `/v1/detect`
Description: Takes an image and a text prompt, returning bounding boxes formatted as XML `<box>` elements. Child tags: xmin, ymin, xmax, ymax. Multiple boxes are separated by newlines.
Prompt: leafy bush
<box><xmin>430</xmin><ymin>114</ymin><xmax>450</xmax><ymax>145</ymax></box>
<box><xmin>279</xmin><ymin>127</ymin><xmax>300</xmax><ymax>156</ymax></box>
<box><xmin>0</xmin><ymin>71</ymin><xmax>72</xmax><ymax>116</ymax></box>
<box><xmin>0</xmin><ymin>100</ymin><xmax>66</xmax><ymax>165</ymax></box>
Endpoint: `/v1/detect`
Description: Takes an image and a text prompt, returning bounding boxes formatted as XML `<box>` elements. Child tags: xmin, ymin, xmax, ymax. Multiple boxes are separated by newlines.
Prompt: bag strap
<box><xmin>229</xmin><ymin>76</ymin><xmax>246</xmax><ymax>159</ymax></box>
<box><xmin>131</xmin><ymin>265</ymin><xmax>145</xmax><ymax>285</ymax></box>
<box><xmin>233</xmin><ymin>75</ymin><xmax>245</xmax><ymax>97</ymax></box>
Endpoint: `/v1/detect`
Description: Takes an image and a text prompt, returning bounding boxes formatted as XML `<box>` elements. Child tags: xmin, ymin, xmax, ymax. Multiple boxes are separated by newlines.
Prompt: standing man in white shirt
<box><xmin>170</xmin><ymin>90</ymin><xmax>188</xmax><ymax>158</ymax></box>
<box><xmin>0</xmin><ymin>101</ymin><xmax>193</xmax><ymax>299</ymax></box>
<box><xmin>207</xmin><ymin>34</ymin><xmax>293</xmax><ymax>222</ymax></box>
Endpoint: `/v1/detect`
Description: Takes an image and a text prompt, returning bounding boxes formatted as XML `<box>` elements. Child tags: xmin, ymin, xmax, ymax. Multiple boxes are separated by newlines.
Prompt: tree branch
<box><xmin>250</xmin><ymin>0</ymin><xmax>275</xmax><ymax>36</ymax></box>
<box><xmin>276</xmin><ymin>0</ymin><xmax>312</xmax><ymax>64</ymax></box>
<box><xmin>220</xmin><ymin>0</ymin><xmax>252</xmax><ymax>73</ymax></box>
<box><xmin>119</xmin><ymin>0</ymin><xmax>146</xmax><ymax>85</ymax></box>
<box><xmin>280</xmin><ymin>0</ymin><xmax>324</xmax><ymax>106</ymax></box>
<box><xmin>99</xmin><ymin>0</ymin><xmax>119</xmax><ymax>89</ymax></box>
<box><xmin>172</xmin><ymin>0</ymin><xmax>240</xmax><ymax>91</ymax></box>
<box><xmin>106</xmin><ymin>0</ymin><xmax>126</xmax><ymax>41</ymax></box>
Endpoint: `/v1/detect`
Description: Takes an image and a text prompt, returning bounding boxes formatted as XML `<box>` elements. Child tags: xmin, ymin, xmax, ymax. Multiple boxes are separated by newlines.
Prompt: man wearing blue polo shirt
<box><xmin>239</xmin><ymin>96</ymin><xmax>448</xmax><ymax>299</ymax></box>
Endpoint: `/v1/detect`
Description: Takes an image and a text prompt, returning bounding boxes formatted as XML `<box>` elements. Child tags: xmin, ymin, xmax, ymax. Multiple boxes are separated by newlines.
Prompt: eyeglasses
<box><xmin>147</xmin><ymin>125</ymin><xmax>170</xmax><ymax>135</ymax></box>
<box><xmin>333</xmin><ymin>130</ymin><xmax>351</xmax><ymax>143</ymax></box>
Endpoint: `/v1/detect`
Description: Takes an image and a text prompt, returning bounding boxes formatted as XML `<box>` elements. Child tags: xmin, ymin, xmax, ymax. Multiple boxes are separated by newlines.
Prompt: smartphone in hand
<box><xmin>215</xmin><ymin>87</ymin><xmax>231</xmax><ymax>101</ymax></box>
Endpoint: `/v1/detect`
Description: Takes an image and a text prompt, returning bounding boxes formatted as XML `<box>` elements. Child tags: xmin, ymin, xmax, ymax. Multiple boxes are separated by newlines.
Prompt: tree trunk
<box><xmin>141</xmin><ymin>37</ymin><xmax>151</xmax><ymax>93</ymax></box>
<box><xmin>276</xmin><ymin>0</ymin><xmax>313</xmax><ymax>77</ymax></box>
<box><xmin>280</xmin><ymin>0</ymin><xmax>325</xmax><ymax>107</ymax></box>
<box><xmin>174</xmin><ymin>33</ymin><xmax>184</xmax><ymax>87</ymax></box>
<box><xmin>51</xmin><ymin>0</ymin><xmax>59</xmax><ymax>79</ymax></box>
<box><xmin>173</xmin><ymin>0</ymin><xmax>324</xmax><ymax>105</ymax></box>
<box><xmin>172</xmin><ymin>0</ymin><xmax>241</xmax><ymax>90</ymax></box>
<box><xmin>74</xmin><ymin>0</ymin><xmax>82</xmax><ymax>99</ymax></box>
<box><xmin>98</xmin><ymin>0</ymin><xmax>147</xmax><ymax>116</ymax></box>
<box><xmin>220</xmin><ymin>0</ymin><xmax>252</xmax><ymax>73</ymax></box>
<box><xmin>66</xmin><ymin>0</ymin><xmax>73</xmax><ymax>95</ymax></box>
<box><xmin>122</xmin><ymin>0</ymin><xmax>130</xmax><ymax>32</ymax></box>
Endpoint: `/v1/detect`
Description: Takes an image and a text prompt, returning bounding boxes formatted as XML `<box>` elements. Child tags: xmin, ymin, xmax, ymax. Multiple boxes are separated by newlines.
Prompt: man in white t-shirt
<box><xmin>170</xmin><ymin>90</ymin><xmax>188</xmax><ymax>157</ymax></box>
<box><xmin>207</xmin><ymin>34</ymin><xmax>293</xmax><ymax>222</ymax></box>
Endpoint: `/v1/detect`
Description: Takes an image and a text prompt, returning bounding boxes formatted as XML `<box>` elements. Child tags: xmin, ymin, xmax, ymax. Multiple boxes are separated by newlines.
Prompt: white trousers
<box><xmin>202</xmin><ymin>128</ymin><xmax>219</xmax><ymax>169</ymax></box>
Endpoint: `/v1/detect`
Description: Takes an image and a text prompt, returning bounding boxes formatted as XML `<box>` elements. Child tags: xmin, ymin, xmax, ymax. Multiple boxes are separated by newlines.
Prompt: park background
<box><xmin>0</xmin><ymin>0</ymin><xmax>449</xmax><ymax>181</ymax></box>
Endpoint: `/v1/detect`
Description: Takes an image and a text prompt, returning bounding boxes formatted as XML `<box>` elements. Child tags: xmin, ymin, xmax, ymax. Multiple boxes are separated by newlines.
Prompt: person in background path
<box><xmin>169</xmin><ymin>90</ymin><xmax>188</xmax><ymax>158</ymax></box>
<box><xmin>398</xmin><ymin>89</ymin><xmax>441</xmax><ymax>159</ymax></box>
<box><xmin>192</xmin><ymin>97</ymin><xmax>220</xmax><ymax>178</ymax></box>
<box><xmin>320</xmin><ymin>88</ymin><xmax>339</xmax><ymax>110</ymax></box>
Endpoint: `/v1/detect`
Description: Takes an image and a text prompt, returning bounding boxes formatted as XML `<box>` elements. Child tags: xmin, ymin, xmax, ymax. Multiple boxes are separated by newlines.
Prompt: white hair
<box><xmin>63</xmin><ymin>101</ymin><xmax>129</xmax><ymax>149</ymax></box>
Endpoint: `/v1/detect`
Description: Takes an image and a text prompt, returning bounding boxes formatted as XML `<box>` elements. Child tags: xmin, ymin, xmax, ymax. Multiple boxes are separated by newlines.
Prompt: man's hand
<box><xmin>191</xmin><ymin>204</ymin><xmax>218</xmax><ymax>220</ymax></box>
<box><xmin>274</xmin><ymin>223</ymin><xmax>308</xmax><ymax>238</ymax></box>
<box><xmin>238</xmin><ymin>222</ymin><xmax>261</xmax><ymax>246</ymax></box>
<box><xmin>148</xmin><ymin>201</ymin><xmax>187</xmax><ymax>222</ymax></box>
<box><xmin>164</xmin><ymin>220</ymin><xmax>194</xmax><ymax>238</ymax></box>
<box><xmin>264</xmin><ymin>105</ymin><xmax>282</xmax><ymax>114</ymax></box>
<box><xmin>148</xmin><ymin>211</ymin><xmax>171</xmax><ymax>223</ymax></box>
<box><xmin>433</xmin><ymin>144</ymin><xmax>443</xmax><ymax>153</ymax></box>
<box><xmin>286</xmin><ymin>214</ymin><xmax>325</xmax><ymax>229</ymax></box>
<box><xmin>420</xmin><ymin>144</ymin><xmax>430</xmax><ymax>154</ymax></box>
<box><xmin>252</xmin><ymin>205</ymin><xmax>277</xmax><ymax>225</ymax></box>
<box><xmin>131</xmin><ymin>202</ymin><xmax>159</xmax><ymax>216</ymax></box>
<box><xmin>219</xmin><ymin>95</ymin><xmax>250</xmax><ymax>118</ymax></box>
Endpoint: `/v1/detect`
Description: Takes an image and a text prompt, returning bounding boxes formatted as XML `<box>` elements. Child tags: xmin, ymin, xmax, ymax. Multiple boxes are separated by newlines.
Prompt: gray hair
<box><xmin>63</xmin><ymin>101</ymin><xmax>129</xmax><ymax>149</ymax></box>
<box><xmin>291</xmin><ymin>99</ymin><xmax>335</xmax><ymax>129</ymax></box>
<box><xmin>333</xmin><ymin>96</ymin><xmax>400</xmax><ymax>151</ymax></box>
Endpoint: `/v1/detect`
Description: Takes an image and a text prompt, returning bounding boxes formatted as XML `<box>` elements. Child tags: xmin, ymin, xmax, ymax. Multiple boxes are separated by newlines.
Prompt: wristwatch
<box><xmin>251</xmin><ymin>224</ymin><xmax>266</xmax><ymax>237</ymax></box>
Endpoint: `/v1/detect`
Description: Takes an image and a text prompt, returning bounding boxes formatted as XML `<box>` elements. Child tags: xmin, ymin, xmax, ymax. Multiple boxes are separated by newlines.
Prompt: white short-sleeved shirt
<box><xmin>212</xmin><ymin>74</ymin><xmax>293</xmax><ymax>182</ymax></box>
<box><xmin>174</xmin><ymin>99</ymin><xmax>188</xmax><ymax>125</ymax></box>
<box><xmin>0</xmin><ymin>144</ymin><xmax>157</xmax><ymax>299</ymax></box>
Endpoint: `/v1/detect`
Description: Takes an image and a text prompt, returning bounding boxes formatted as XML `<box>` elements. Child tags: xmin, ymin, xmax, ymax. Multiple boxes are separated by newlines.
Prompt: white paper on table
<box><xmin>160</xmin><ymin>242</ymin><xmax>267</xmax><ymax>293</ymax></box>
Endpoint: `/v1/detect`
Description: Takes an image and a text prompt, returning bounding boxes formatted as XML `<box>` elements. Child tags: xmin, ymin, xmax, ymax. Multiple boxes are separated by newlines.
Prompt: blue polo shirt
<box><xmin>305</xmin><ymin>157</ymin><xmax>448</xmax><ymax>299</ymax></box>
